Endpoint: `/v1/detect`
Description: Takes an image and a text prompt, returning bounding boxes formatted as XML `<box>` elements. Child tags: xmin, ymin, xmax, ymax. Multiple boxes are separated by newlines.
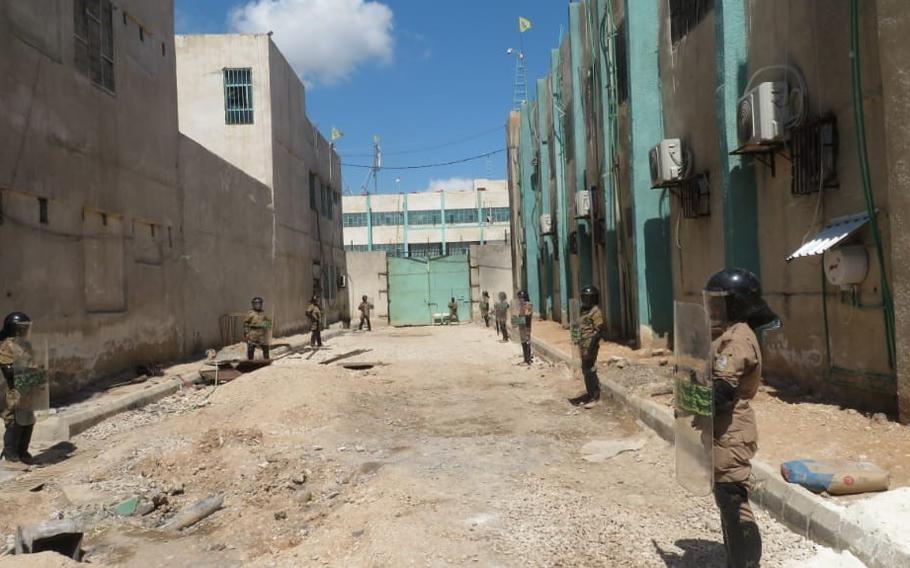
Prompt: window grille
<box><xmin>485</xmin><ymin>207</ymin><xmax>511</xmax><ymax>223</ymax></box>
<box><xmin>790</xmin><ymin>116</ymin><xmax>839</xmax><ymax>196</ymax></box>
<box><xmin>409</xmin><ymin>210</ymin><xmax>442</xmax><ymax>226</ymax></box>
<box><xmin>74</xmin><ymin>0</ymin><xmax>115</xmax><ymax>92</ymax></box>
<box><xmin>370</xmin><ymin>211</ymin><xmax>404</xmax><ymax>226</ymax></box>
<box><xmin>224</xmin><ymin>68</ymin><xmax>254</xmax><ymax>125</ymax></box>
<box><xmin>445</xmin><ymin>208</ymin><xmax>478</xmax><ymax>225</ymax></box>
<box><xmin>669</xmin><ymin>0</ymin><xmax>713</xmax><ymax>45</ymax></box>
<box><xmin>343</xmin><ymin>213</ymin><xmax>368</xmax><ymax>227</ymax></box>
<box><xmin>309</xmin><ymin>172</ymin><xmax>317</xmax><ymax>211</ymax></box>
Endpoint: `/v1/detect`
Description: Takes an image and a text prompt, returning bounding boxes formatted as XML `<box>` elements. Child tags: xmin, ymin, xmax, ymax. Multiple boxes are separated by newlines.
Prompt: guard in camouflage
<box><xmin>447</xmin><ymin>297</ymin><xmax>459</xmax><ymax>324</ymax></box>
<box><xmin>571</xmin><ymin>286</ymin><xmax>606</xmax><ymax>408</ymax></box>
<box><xmin>479</xmin><ymin>291</ymin><xmax>491</xmax><ymax>328</ymax></box>
<box><xmin>306</xmin><ymin>295</ymin><xmax>323</xmax><ymax>347</ymax></box>
<box><xmin>244</xmin><ymin>297</ymin><xmax>272</xmax><ymax>360</ymax></box>
<box><xmin>1</xmin><ymin>312</ymin><xmax>40</xmax><ymax>469</ymax></box>
<box><xmin>514</xmin><ymin>290</ymin><xmax>533</xmax><ymax>364</ymax></box>
<box><xmin>358</xmin><ymin>295</ymin><xmax>373</xmax><ymax>332</ymax></box>
<box><xmin>703</xmin><ymin>268</ymin><xmax>780</xmax><ymax>568</ymax></box>
<box><xmin>494</xmin><ymin>292</ymin><xmax>510</xmax><ymax>341</ymax></box>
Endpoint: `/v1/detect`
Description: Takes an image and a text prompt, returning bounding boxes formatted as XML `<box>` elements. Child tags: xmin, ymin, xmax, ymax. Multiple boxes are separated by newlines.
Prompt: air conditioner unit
<box><xmin>649</xmin><ymin>139</ymin><xmax>686</xmax><ymax>188</ymax></box>
<box><xmin>337</xmin><ymin>274</ymin><xmax>347</xmax><ymax>289</ymax></box>
<box><xmin>575</xmin><ymin>190</ymin><xmax>591</xmax><ymax>217</ymax></box>
<box><xmin>737</xmin><ymin>81</ymin><xmax>789</xmax><ymax>149</ymax></box>
<box><xmin>539</xmin><ymin>214</ymin><xmax>554</xmax><ymax>235</ymax></box>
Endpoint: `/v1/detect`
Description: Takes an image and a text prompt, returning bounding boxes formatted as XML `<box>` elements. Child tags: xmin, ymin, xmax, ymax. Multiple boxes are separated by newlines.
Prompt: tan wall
<box><xmin>655</xmin><ymin>0</ymin><xmax>893</xmax><ymax>404</ymax></box>
<box><xmin>470</xmin><ymin>244</ymin><xmax>514</xmax><ymax>321</ymax></box>
<box><xmin>346</xmin><ymin>252</ymin><xmax>389</xmax><ymax>324</ymax></box>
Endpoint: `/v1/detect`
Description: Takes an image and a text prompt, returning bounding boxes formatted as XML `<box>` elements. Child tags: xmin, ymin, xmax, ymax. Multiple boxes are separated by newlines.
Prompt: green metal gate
<box><xmin>388</xmin><ymin>256</ymin><xmax>471</xmax><ymax>326</ymax></box>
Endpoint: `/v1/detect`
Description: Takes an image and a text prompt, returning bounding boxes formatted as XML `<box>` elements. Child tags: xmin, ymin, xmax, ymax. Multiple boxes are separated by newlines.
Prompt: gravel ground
<box><xmin>1</xmin><ymin>325</ymin><xmax>829</xmax><ymax>566</ymax></box>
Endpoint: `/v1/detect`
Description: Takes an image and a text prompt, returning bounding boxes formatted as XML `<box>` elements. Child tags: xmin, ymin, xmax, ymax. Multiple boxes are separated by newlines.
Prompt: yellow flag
<box><xmin>331</xmin><ymin>127</ymin><xmax>344</xmax><ymax>142</ymax></box>
<box><xmin>519</xmin><ymin>16</ymin><xmax>532</xmax><ymax>33</ymax></box>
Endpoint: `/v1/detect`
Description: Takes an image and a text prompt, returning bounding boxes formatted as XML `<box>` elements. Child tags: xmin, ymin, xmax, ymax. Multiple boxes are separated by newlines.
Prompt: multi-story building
<box><xmin>175</xmin><ymin>33</ymin><xmax>348</xmax><ymax>327</ymax></box>
<box><xmin>342</xmin><ymin>179</ymin><xmax>511</xmax><ymax>258</ymax></box>
<box><xmin>507</xmin><ymin>0</ymin><xmax>910</xmax><ymax>420</ymax></box>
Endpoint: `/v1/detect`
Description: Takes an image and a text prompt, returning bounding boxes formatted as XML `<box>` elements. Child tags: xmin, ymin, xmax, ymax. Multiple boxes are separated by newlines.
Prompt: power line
<box><xmin>338</xmin><ymin>125</ymin><xmax>506</xmax><ymax>158</ymax></box>
<box><xmin>341</xmin><ymin>148</ymin><xmax>506</xmax><ymax>170</ymax></box>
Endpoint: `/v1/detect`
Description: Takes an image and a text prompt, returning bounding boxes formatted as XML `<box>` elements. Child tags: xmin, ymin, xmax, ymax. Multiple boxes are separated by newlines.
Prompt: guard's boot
<box><xmin>17</xmin><ymin>424</ymin><xmax>34</xmax><ymax>464</ymax></box>
<box><xmin>522</xmin><ymin>343</ymin><xmax>533</xmax><ymax>364</ymax></box>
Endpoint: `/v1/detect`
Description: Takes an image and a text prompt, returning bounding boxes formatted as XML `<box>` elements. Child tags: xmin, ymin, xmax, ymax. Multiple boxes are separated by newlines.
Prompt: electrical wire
<box><xmin>341</xmin><ymin>148</ymin><xmax>506</xmax><ymax>170</ymax></box>
<box><xmin>338</xmin><ymin>125</ymin><xmax>506</xmax><ymax>158</ymax></box>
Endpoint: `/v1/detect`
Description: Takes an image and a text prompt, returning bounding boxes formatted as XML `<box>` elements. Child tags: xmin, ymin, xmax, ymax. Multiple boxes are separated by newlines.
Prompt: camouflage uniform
<box><xmin>494</xmin><ymin>300</ymin><xmax>510</xmax><ymax>341</ymax></box>
<box><xmin>578</xmin><ymin>305</ymin><xmax>605</xmax><ymax>400</ymax></box>
<box><xmin>244</xmin><ymin>309</ymin><xmax>272</xmax><ymax>360</ymax></box>
<box><xmin>515</xmin><ymin>299</ymin><xmax>533</xmax><ymax>363</ymax></box>
<box><xmin>448</xmin><ymin>301</ymin><xmax>459</xmax><ymax>323</ymax></box>
<box><xmin>479</xmin><ymin>296</ymin><xmax>491</xmax><ymax>327</ymax></box>
<box><xmin>1</xmin><ymin>337</ymin><xmax>39</xmax><ymax>464</ymax></box>
<box><xmin>712</xmin><ymin>322</ymin><xmax>762</xmax><ymax>567</ymax></box>
<box><xmin>306</xmin><ymin>302</ymin><xmax>323</xmax><ymax>347</ymax></box>
<box><xmin>358</xmin><ymin>300</ymin><xmax>373</xmax><ymax>331</ymax></box>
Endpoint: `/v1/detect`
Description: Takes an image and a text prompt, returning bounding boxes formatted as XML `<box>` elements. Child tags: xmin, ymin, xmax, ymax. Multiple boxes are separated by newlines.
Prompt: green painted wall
<box><xmin>569</xmin><ymin>3</ymin><xmax>593</xmax><ymax>289</ymax></box>
<box><xmin>626</xmin><ymin>0</ymin><xmax>673</xmax><ymax>341</ymax></box>
<box><xmin>715</xmin><ymin>0</ymin><xmax>761</xmax><ymax>275</ymax></box>
<box><xmin>551</xmin><ymin>48</ymin><xmax>571</xmax><ymax>322</ymax></box>
<box><xmin>519</xmin><ymin>102</ymin><xmax>542</xmax><ymax>309</ymax></box>
<box><xmin>538</xmin><ymin>76</ymin><xmax>555</xmax><ymax>318</ymax></box>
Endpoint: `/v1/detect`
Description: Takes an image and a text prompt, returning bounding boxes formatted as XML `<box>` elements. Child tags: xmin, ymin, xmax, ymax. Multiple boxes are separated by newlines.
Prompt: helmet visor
<box><xmin>703</xmin><ymin>290</ymin><xmax>729</xmax><ymax>332</ymax></box>
<box><xmin>12</xmin><ymin>321</ymin><xmax>31</xmax><ymax>339</ymax></box>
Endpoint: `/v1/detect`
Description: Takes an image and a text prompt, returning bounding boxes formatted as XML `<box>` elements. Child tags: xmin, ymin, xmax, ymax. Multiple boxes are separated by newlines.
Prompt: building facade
<box><xmin>507</xmin><ymin>0</ymin><xmax>910</xmax><ymax>420</ymax></box>
<box><xmin>0</xmin><ymin>1</ymin><xmax>345</xmax><ymax>396</ymax></box>
<box><xmin>342</xmin><ymin>180</ymin><xmax>511</xmax><ymax>258</ymax></box>
<box><xmin>176</xmin><ymin>33</ymin><xmax>348</xmax><ymax>328</ymax></box>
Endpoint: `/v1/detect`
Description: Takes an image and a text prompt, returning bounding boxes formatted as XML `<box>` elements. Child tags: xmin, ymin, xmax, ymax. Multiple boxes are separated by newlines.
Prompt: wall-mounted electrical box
<box><xmin>825</xmin><ymin>245</ymin><xmax>868</xmax><ymax>288</ymax></box>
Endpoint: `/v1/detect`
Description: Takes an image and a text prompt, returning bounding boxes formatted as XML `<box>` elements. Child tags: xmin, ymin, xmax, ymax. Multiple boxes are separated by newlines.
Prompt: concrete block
<box><xmin>32</xmin><ymin>416</ymin><xmax>71</xmax><ymax>444</ymax></box>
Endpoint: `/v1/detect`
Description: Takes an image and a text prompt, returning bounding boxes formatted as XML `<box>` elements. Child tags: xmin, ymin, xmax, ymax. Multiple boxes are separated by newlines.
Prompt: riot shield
<box><xmin>0</xmin><ymin>337</ymin><xmax>50</xmax><ymax>424</ymax></box>
<box><xmin>569</xmin><ymin>299</ymin><xmax>583</xmax><ymax>381</ymax></box>
<box><xmin>673</xmin><ymin>301</ymin><xmax>714</xmax><ymax>497</ymax></box>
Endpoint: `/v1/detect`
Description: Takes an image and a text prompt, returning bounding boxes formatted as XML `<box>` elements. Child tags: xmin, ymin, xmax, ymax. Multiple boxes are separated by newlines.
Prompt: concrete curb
<box><xmin>531</xmin><ymin>337</ymin><xmax>909</xmax><ymax>568</ymax></box>
<box><xmin>34</xmin><ymin>328</ymin><xmax>349</xmax><ymax>444</ymax></box>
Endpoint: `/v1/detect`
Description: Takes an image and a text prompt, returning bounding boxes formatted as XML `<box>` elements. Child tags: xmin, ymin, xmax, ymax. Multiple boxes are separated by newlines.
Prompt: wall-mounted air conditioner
<box><xmin>575</xmin><ymin>190</ymin><xmax>591</xmax><ymax>217</ymax></box>
<box><xmin>649</xmin><ymin>139</ymin><xmax>688</xmax><ymax>188</ymax></box>
<box><xmin>737</xmin><ymin>81</ymin><xmax>789</xmax><ymax>149</ymax></box>
<box><xmin>539</xmin><ymin>214</ymin><xmax>554</xmax><ymax>235</ymax></box>
<box><xmin>337</xmin><ymin>274</ymin><xmax>347</xmax><ymax>289</ymax></box>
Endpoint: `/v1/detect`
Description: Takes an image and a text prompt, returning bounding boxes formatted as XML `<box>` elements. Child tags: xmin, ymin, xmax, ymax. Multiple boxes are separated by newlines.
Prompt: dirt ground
<box><xmin>0</xmin><ymin>324</ymin><xmax>825</xmax><ymax>566</ymax></box>
<box><xmin>532</xmin><ymin>318</ymin><xmax>910</xmax><ymax>495</ymax></box>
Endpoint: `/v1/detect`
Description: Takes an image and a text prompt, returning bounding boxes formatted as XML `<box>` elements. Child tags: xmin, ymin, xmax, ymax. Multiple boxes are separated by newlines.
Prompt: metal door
<box><xmin>387</xmin><ymin>256</ymin><xmax>471</xmax><ymax>326</ymax></box>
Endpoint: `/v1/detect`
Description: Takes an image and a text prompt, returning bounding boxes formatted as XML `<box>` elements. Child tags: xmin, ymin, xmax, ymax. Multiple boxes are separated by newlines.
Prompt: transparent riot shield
<box><xmin>0</xmin><ymin>337</ymin><xmax>50</xmax><ymax>424</ymax></box>
<box><xmin>569</xmin><ymin>299</ymin><xmax>583</xmax><ymax>381</ymax></box>
<box><xmin>674</xmin><ymin>301</ymin><xmax>714</xmax><ymax>497</ymax></box>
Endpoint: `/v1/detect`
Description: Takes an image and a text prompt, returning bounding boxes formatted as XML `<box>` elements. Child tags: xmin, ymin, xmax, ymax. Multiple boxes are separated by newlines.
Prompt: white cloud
<box><xmin>229</xmin><ymin>0</ymin><xmax>395</xmax><ymax>86</ymax></box>
<box><xmin>425</xmin><ymin>177</ymin><xmax>474</xmax><ymax>193</ymax></box>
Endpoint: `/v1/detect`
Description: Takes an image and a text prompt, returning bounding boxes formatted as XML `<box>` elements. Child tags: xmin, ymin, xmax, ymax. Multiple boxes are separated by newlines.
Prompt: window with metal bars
<box><xmin>789</xmin><ymin>116</ymin><xmax>839</xmax><ymax>196</ymax></box>
<box><xmin>73</xmin><ymin>0</ymin><xmax>115</xmax><ymax>92</ymax></box>
<box><xmin>669</xmin><ymin>0</ymin><xmax>713</xmax><ymax>45</ymax></box>
<box><xmin>484</xmin><ymin>207</ymin><xmax>511</xmax><ymax>223</ymax></box>
<box><xmin>370</xmin><ymin>211</ymin><xmax>404</xmax><ymax>227</ymax></box>
<box><xmin>445</xmin><ymin>208</ymin><xmax>478</xmax><ymax>225</ymax></box>
<box><xmin>224</xmin><ymin>68</ymin><xmax>254</xmax><ymax>125</ymax></box>
<box><xmin>342</xmin><ymin>213</ymin><xmax>368</xmax><ymax>227</ymax></box>
<box><xmin>409</xmin><ymin>210</ymin><xmax>442</xmax><ymax>226</ymax></box>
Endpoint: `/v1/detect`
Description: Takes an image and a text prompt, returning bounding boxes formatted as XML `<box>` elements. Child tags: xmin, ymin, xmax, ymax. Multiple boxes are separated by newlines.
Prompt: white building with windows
<box><xmin>342</xmin><ymin>179</ymin><xmax>511</xmax><ymax>257</ymax></box>
<box><xmin>175</xmin><ymin>33</ymin><xmax>347</xmax><ymax>320</ymax></box>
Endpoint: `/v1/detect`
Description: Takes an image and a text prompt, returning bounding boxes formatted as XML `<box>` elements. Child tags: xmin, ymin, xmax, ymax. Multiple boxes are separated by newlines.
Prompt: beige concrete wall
<box><xmin>654</xmin><ymin>0</ymin><xmax>894</xmax><ymax>405</ymax></box>
<box><xmin>346</xmin><ymin>252</ymin><xmax>389</xmax><ymax>323</ymax></box>
<box><xmin>469</xmin><ymin>244</ymin><xmax>514</xmax><ymax>320</ymax></box>
<box><xmin>0</xmin><ymin>0</ymin><xmax>183</xmax><ymax>396</ymax></box>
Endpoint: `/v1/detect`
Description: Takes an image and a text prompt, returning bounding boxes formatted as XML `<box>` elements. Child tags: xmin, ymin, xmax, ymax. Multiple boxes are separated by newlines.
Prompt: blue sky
<box><xmin>175</xmin><ymin>0</ymin><xmax>568</xmax><ymax>195</ymax></box>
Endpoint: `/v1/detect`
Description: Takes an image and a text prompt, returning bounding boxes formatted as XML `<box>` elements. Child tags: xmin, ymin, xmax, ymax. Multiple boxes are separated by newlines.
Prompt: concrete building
<box><xmin>0</xmin><ymin>2</ymin><xmax>345</xmax><ymax>397</ymax></box>
<box><xmin>176</xmin><ymin>33</ymin><xmax>348</xmax><ymax>328</ymax></box>
<box><xmin>507</xmin><ymin>0</ymin><xmax>910</xmax><ymax>419</ymax></box>
<box><xmin>341</xmin><ymin>180</ymin><xmax>511</xmax><ymax>258</ymax></box>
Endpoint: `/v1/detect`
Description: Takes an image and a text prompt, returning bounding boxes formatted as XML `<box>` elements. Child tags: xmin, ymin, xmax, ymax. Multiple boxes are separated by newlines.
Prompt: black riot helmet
<box><xmin>482</xmin><ymin>291</ymin><xmax>489</xmax><ymax>298</ymax></box>
<box><xmin>362</xmin><ymin>295</ymin><xmax>368</xmax><ymax>302</ymax></box>
<box><xmin>498</xmin><ymin>291</ymin><xmax>507</xmax><ymax>302</ymax></box>
<box><xmin>517</xmin><ymin>290</ymin><xmax>529</xmax><ymax>301</ymax></box>
<box><xmin>251</xmin><ymin>297</ymin><xmax>264</xmax><ymax>311</ymax></box>
<box><xmin>703</xmin><ymin>268</ymin><xmax>780</xmax><ymax>332</ymax></box>
<box><xmin>1</xmin><ymin>312</ymin><xmax>31</xmax><ymax>340</ymax></box>
<box><xmin>580</xmin><ymin>285</ymin><xmax>600</xmax><ymax>311</ymax></box>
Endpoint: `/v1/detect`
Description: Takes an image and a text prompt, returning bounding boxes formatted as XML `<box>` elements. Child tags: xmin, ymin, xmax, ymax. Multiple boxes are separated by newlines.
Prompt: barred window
<box><xmin>343</xmin><ymin>213</ymin><xmax>368</xmax><ymax>227</ymax></box>
<box><xmin>371</xmin><ymin>211</ymin><xmax>404</xmax><ymax>227</ymax></box>
<box><xmin>344</xmin><ymin>244</ymin><xmax>371</xmax><ymax>252</ymax></box>
<box><xmin>447</xmin><ymin>241</ymin><xmax>480</xmax><ymax>256</ymax></box>
<box><xmin>669</xmin><ymin>0</ymin><xmax>713</xmax><ymax>45</ymax></box>
<box><xmin>485</xmin><ymin>207</ymin><xmax>511</xmax><ymax>223</ymax></box>
<box><xmin>309</xmin><ymin>172</ymin><xmax>317</xmax><ymax>211</ymax></box>
<box><xmin>224</xmin><ymin>68</ymin><xmax>254</xmax><ymax>125</ymax></box>
<box><xmin>409</xmin><ymin>242</ymin><xmax>443</xmax><ymax>258</ymax></box>
<box><xmin>409</xmin><ymin>210</ymin><xmax>442</xmax><ymax>226</ymax></box>
<box><xmin>74</xmin><ymin>0</ymin><xmax>115</xmax><ymax>92</ymax></box>
<box><xmin>445</xmin><ymin>208</ymin><xmax>479</xmax><ymax>225</ymax></box>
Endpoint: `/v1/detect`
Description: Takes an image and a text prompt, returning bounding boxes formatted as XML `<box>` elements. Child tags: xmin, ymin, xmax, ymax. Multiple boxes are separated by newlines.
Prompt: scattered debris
<box><xmin>160</xmin><ymin>495</ymin><xmax>225</xmax><ymax>532</ymax></box>
<box><xmin>15</xmin><ymin>520</ymin><xmax>84</xmax><ymax>560</ymax></box>
<box><xmin>781</xmin><ymin>460</ymin><xmax>890</xmax><ymax>495</ymax></box>
<box><xmin>580</xmin><ymin>439</ymin><xmax>646</xmax><ymax>463</ymax></box>
<box><xmin>114</xmin><ymin>496</ymin><xmax>141</xmax><ymax>517</ymax></box>
<box><xmin>607</xmin><ymin>356</ymin><xmax>630</xmax><ymax>369</ymax></box>
<box><xmin>320</xmin><ymin>349</ymin><xmax>372</xmax><ymax>366</ymax></box>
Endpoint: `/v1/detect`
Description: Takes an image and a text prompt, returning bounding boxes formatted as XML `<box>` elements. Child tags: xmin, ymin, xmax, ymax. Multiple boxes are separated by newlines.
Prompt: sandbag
<box><xmin>781</xmin><ymin>459</ymin><xmax>890</xmax><ymax>495</ymax></box>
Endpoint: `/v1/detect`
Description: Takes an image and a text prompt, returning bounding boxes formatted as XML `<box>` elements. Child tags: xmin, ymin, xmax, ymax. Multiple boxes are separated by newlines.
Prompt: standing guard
<box><xmin>494</xmin><ymin>292</ymin><xmax>510</xmax><ymax>341</ymax></box>
<box><xmin>571</xmin><ymin>286</ymin><xmax>606</xmax><ymax>408</ymax></box>
<box><xmin>358</xmin><ymin>295</ymin><xmax>374</xmax><ymax>332</ymax></box>
<box><xmin>306</xmin><ymin>296</ymin><xmax>324</xmax><ymax>348</ymax></box>
<box><xmin>514</xmin><ymin>290</ymin><xmax>534</xmax><ymax>364</ymax></box>
<box><xmin>244</xmin><ymin>297</ymin><xmax>272</xmax><ymax>360</ymax></box>
<box><xmin>1</xmin><ymin>313</ymin><xmax>47</xmax><ymax>470</ymax></box>
<box><xmin>479</xmin><ymin>291</ymin><xmax>491</xmax><ymax>328</ymax></box>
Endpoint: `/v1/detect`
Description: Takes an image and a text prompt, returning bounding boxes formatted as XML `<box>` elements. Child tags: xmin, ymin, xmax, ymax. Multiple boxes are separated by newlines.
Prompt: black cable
<box><xmin>339</xmin><ymin>125</ymin><xmax>506</xmax><ymax>158</ymax></box>
<box><xmin>341</xmin><ymin>148</ymin><xmax>506</xmax><ymax>170</ymax></box>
